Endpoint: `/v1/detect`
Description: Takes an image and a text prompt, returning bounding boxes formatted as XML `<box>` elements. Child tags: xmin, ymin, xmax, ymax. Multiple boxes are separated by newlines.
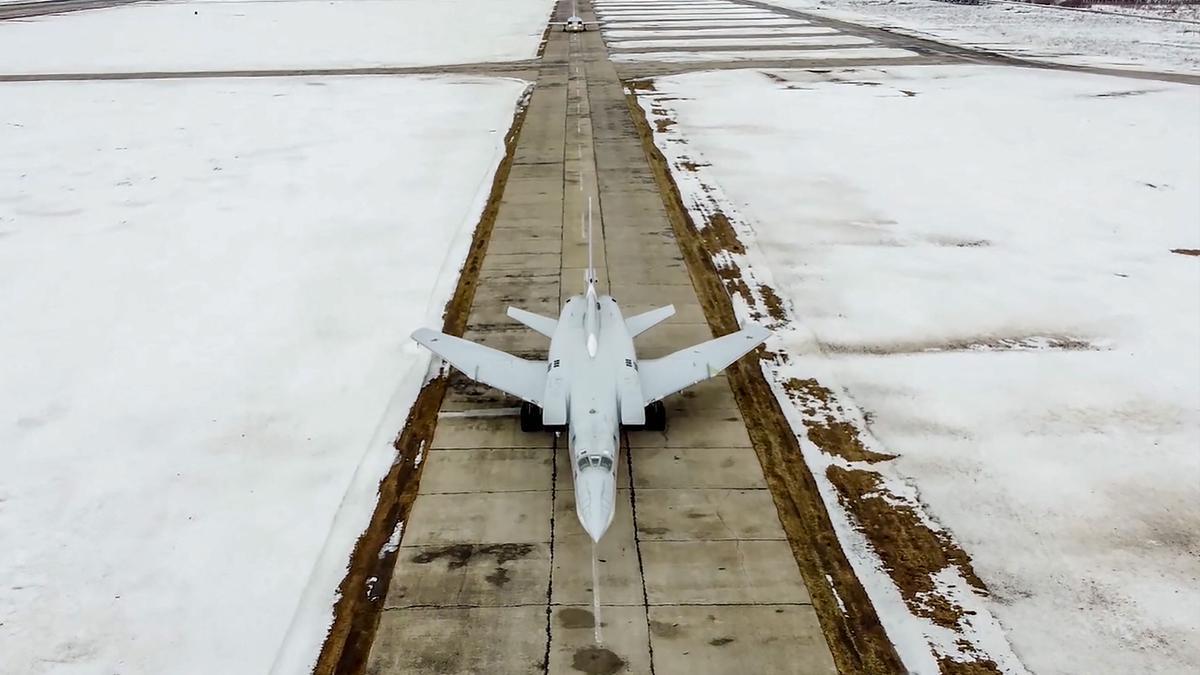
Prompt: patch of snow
<box><xmin>608</xmin><ymin>34</ymin><xmax>873</xmax><ymax>48</ymax></box>
<box><xmin>763</xmin><ymin>0</ymin><xmax>1200</xmax><ymax>74</ymax></box>
<box><xmin>602</xmin><ymin>11</ymin><xmax>782</xmax><ymax>20</ymax></box>
<box><xmin>606</xmin><ymin>26</ymin><xmax>834</xmax><ymax>38</ymax></box>
<box><xmin>0</xmin><ymin>0</ymin><xmax>556</xmax><ymax>75</ymax></box>
<box><xmin>380</xmin><ymin>522</ymin><xmax>406</xmax><ymax>559</ymax></box>
<box><xmin>1095</xmin><ymin>2</ymin><xmax>1200</xmax><ymax>23</ymax></box>
<box><xmin>611</xmin><ymin>46</ymin><xmax>916</xmax><ymax>61</ymax></box>
<box><xmin>825</xmin><ymin>573</ymin><xmax>847</xmax><ymax>613</ymax></box>
<box><xmin>0</xmin><ymin>74</ymin><xmax>527</xmax><ymax>675</ymax></box>
<box><xmin>638</xmin><ymin>64</ymin><xmax>1200</xmax><ymax>675</ymax></box>
<box><xmin>599</xmin><ymin>6</ymin><xmax>775</xmax><ymax>12</ymax></box>
<box><xmin>604</xmin><ymin>18</ymin><xmax>815</xmax><ymax>28</ymax></box>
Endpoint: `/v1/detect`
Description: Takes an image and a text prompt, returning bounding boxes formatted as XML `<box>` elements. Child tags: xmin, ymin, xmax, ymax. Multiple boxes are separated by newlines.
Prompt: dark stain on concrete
<box><xmin>649</xmin><ymin>620</ymin><xmax>681</xmax><ymax>638</ymax></box>
<box><xmin>558</xmin><ymin>607</ymin><xmax>595</xmax><ymax>629</ymax></box>
<box><xmin>485</xmin><ymin>566</ymin><xmax>511</xmax><ymax>587</ymax></box>
<box><xmin>572</xmin><ymin>647</ymin><xmax>625</xmax><ymax>674</ymax></box>
<box><xmin>412</xmin><ymin>543</ymin><xmax>476</xmax><ymax>569</ymax></box>
<box><xmin>411</xmin><ymin>543</ymin><xmax>534</xmax><ymax>587</ymax></box>
<box><xmin>709</xmin><ymin>637</ymin><xmax>735</xmax><ymax>647</ymax></box>
<box><xmin>411</xmin><ymin>543</ymin><xmax>535</xmax><ymax>570</ymax></box>
<box><xmin>640</xmin><ymin>526</ymin><xmax>669</xmax><ymax>535</ymax></box>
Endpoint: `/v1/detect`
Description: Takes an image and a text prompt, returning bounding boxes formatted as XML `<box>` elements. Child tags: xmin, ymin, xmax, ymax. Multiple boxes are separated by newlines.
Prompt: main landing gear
<box><xmin>642</xmin><ymin>401</ymin><xmax>666</xmax><ymax>432</ymax></box>
<box><xmin>520</xmin><ymin>402</ymin><xmax>544</xmax><ymax>432</ymax></box>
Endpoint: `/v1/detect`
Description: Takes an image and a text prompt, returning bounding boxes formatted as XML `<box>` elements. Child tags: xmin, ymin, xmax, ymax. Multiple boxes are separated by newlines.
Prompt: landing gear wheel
<box><xmin>643</xmin><ymin>401</ymin><xmax>667</xmax><ymax>432</ymax></box>
<box><xmin>520</xmin><ymin>402</ymin><xmax>544</xmax><ymax>432</ymax></box>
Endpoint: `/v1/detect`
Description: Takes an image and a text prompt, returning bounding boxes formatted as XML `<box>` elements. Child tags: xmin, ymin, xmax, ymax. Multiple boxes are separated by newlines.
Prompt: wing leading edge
<box><xmin>639</xmin><ymin>323</ymin><xmax>770</xmax><ymax>404</ymax></box>
<box><xmin>412</xmin><ymin>328</ymin><xmax>547</xmax><ymax>405</ymax></box>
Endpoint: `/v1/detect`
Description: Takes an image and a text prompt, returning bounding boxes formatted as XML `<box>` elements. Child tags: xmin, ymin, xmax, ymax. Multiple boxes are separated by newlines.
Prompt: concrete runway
<box><xmin>363</xmin><ymin>3</ymin><xmax>849</xmax><ymax>674</ymax></box>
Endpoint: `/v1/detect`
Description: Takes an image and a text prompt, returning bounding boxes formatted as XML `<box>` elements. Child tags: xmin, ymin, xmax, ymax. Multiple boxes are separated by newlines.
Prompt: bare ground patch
<box><xmin>782</xmin><ymin>378</ymin><xmax>896</xmax><ymax>464</ymax></box>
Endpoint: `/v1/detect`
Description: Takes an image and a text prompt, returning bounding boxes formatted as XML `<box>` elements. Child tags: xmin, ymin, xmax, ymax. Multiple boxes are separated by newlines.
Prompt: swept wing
<box><xmin>412</xmin><ymin>328</ymin><xmax>547</xmax><ymax>405</ymax></box>
<box><xmin>639</xmin><ymin>323</ymin><xmax>770</xmax><ymax>404</ymax></box>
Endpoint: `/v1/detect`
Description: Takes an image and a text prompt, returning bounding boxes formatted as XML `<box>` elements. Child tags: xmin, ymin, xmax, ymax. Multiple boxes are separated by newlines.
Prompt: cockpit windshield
<box><xmin>577</xmin><ymin>455</ymin><xmax>614</xmax><ymax>472</ymax></box>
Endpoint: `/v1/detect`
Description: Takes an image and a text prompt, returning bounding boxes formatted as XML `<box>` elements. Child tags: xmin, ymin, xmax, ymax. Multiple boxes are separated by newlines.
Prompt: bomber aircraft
<box><xmin>548</xmin><ymin>0</ymin><xmax>599</xmax><ymax>32</ymax></box>
<box><xmin>412</xmin><ymin>226</ymin><xmax>769</xmax><ymax>543</ymax></box>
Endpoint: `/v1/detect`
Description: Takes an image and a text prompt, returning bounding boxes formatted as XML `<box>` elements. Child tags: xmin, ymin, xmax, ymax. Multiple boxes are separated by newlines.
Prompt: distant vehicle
<box><xmin>412</xmin><ymin>212</ymin><xmax>769</xmax><ymax>542</ymax></box>
<box><xmin>548</xmin><ymin>1</ymin><xmax>598</xmax><ymax>32</ymax></box>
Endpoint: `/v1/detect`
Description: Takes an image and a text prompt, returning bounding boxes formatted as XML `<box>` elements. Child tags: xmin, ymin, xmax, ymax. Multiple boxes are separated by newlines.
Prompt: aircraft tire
<box><xmin>643</xmin><ymin>401</ymin><xmax>667</xmax><ymax>432</ymax></box>
<box><xmin>520</xmin><ymin>402</ymin><xmax>544</xmax><ymax>432</ymax></box>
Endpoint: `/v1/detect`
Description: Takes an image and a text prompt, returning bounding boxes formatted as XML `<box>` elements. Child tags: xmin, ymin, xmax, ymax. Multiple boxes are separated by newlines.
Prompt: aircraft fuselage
<box><xmin>549</xmin><ymin>288</ymin><xmax>636</xmax><ymax>542</ymax></box>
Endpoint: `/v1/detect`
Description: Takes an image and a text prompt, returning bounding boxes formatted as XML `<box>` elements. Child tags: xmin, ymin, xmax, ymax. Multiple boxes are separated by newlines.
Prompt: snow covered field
<box><xmin>0</xmin><ymin>0</ymin><xmax>555</xmax><ymax>74</ymax></box>
<box><xmin>610</xmin><ymin>45</ymin><xmax>916</xmax><ymax>61</ymax></box>
<box><xmin>604</xmin><ymin>17</ymin><xmax>812</xmax><ymax>27</ymax></box>
<box><xmin>765</xmin><ymin>0</ymin><xmax>1200</xmax><ymax>74</ymax></box>
<box><xmin>605</xmin><ymin>25</ymin><xmax>839</xmax><ymax>37</ymax></box>
<box><xmin>607</xmin><ymin>34</ymin><xmax>873</xmax><ymax>48</ymax></box>
<box><xmin>638</xmin><ymin>65</ymin><xmax>1200</xmax><ymax>674</ymax></box>
<box><xmin>596</xmin><ymin>0</ymin><xmax>920</xmax><ymax>64</ymax></box>
<box><xmin>0</xmin><ymin>73</ymin><xmax>528</xmax><ymax>675</ymax></box>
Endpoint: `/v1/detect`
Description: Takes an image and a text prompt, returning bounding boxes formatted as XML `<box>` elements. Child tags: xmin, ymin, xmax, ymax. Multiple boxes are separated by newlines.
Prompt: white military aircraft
<box><xmin>412</xmin><ymin>223</ymin><xmax>769</xmax><ymax>543</ymax></box>
<box><xmin>548</xmin><ymin>0</ymin><xmax>599</xmax><ymax>32</ymax></box>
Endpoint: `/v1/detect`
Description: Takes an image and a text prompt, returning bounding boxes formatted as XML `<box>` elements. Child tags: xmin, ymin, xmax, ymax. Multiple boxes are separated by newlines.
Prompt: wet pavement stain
<box><xmin>648</xmin><ymin>620</ymin><xmax>681</xmax><ymax>638</ymax></box>
<box><xmin>558</xmin><ymin>607</ymin><xmax>595</xmax><ymax>629</ymax></box>
<box><xmin>485</xmin><ymin>566</ymin><xmax>511</xmax><ymax>587</ymax></box>
<box><xmin>410</xmin><ymin>543</ymin><xmax>535</xmax><ymax>570</ymax></box>
<box><xmin>410</xmin><ymin>543</ymin><xmax>534</xmax><ymax>587</ymax></box>
<box><xmin>572</xmin><ymin>647</ymin><xmax>625</xmax><ymax>674</ymax></box>
<box><xmin>709</xmin><ymin>637</ymin><xmax>735</xmax><ymax>647</ymax></box>
<box><xmin>411</xmin><ymin>543</ymin><xmax>475</xmax><ymax>569</ymax></box>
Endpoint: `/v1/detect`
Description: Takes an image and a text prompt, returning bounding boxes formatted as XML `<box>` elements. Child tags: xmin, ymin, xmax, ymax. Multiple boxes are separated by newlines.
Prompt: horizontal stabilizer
<box><xmin>625</xmin><ymin>305</ymin><xmax>675</xmax><ymax>338</ymax></box>
<box><xmin>412</xmin><ymin>328</ymin><xmax>547</xmax><ymax>405</ymax></box>
<box><xmin>639</xmin><ymin>323</ymin><xmax>770</xmax><ymax>404</ymax></box>
<box><xmin>507</xmin><ymin>307</ymin><xmax>557</xmax><ymax>338</ymax></box>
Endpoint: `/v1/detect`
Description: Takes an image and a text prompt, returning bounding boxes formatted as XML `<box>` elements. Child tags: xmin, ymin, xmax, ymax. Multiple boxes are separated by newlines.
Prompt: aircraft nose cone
<box><xmin>575</xmin><ymin>467</ymin><xmax>616</xmax><ymax>543</ymax></box>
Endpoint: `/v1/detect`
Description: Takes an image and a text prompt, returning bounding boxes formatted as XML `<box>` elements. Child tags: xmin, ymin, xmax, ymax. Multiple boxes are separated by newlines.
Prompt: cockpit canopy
<box><xmin>577</xmin><ymin>455</ymin><xmax>614</xmax><ymax>472</ymax></box>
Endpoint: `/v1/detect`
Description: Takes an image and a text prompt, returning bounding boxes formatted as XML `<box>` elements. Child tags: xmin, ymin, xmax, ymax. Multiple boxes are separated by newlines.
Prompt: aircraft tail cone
<box><xmin>575</xmin><ymin>467</ymin><xmax>616</xmax><ymax>543</ymax></box>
